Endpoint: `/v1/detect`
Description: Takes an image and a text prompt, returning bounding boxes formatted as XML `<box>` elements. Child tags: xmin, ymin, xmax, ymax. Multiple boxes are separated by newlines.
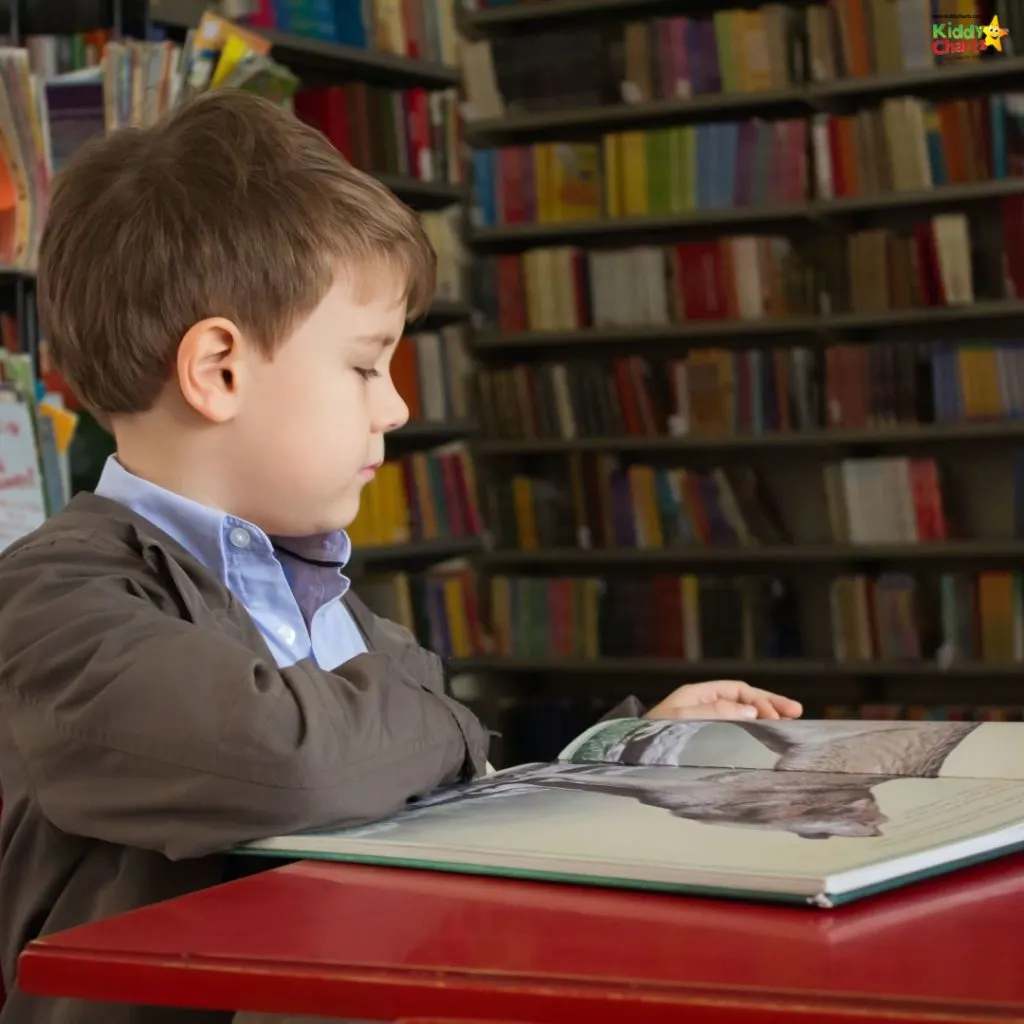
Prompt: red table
<box><xmin>17</xmin><ymin>855</ymin><xmax>1024</xmax><ymax>1023</ymax></box>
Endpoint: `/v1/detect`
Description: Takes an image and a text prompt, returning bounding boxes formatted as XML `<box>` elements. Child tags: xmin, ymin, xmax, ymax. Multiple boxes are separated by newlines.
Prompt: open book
<box><xmin>239</xmin><ymin>718</ymin><xmax>1024</xmax><ymax>907</ymax></box>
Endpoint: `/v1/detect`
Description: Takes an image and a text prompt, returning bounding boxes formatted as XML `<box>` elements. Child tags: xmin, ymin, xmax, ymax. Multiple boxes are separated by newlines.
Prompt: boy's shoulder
<box><xmin>2</xmin><ymin>491</ymin><xmax>182</xmax><ymax>565</ymax></box>
<box><xmin>0</xmin><ymin>490</ymin><xmax>241</xmax><ymax>632</ymax></box>
<box><xmin>0</xmin><ymin>492</ymin><xmax>424</xmax><ymax>673</ymax></box>
<box><xmin>1</xmin><ymin>490</ymin><xmax>218</xmax><ymax>580</ymax></box>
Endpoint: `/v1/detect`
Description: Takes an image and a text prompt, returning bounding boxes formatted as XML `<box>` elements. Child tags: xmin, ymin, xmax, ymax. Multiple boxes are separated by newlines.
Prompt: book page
<box><xmin>247</xmin><ymin>762</ymin><xmax>1024</xmax><ymax>898</ymax></box>
<box><xmin>559</xmin><ymin>718</ymin><xmax>1024</xmax><ymax>782</ymax></box>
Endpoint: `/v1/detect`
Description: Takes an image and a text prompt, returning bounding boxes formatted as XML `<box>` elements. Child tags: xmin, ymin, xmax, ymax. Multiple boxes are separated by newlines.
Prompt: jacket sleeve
<box><xmin>0</xmin><ymin>537</ymin><xmax>490</xmax><ymax>860</ymax></box>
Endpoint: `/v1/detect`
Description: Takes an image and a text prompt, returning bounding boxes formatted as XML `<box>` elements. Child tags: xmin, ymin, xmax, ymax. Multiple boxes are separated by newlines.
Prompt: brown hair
<box><xmin>37</xmin><ymin>89</ymin><xmax>436</xmax><ymax>415</ymax></box>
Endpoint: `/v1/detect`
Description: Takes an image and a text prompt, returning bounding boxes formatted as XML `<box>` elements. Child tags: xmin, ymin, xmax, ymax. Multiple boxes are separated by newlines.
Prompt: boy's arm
<box><xmin>0</xmin><ymin>539</ymin><xmax>489</xmax><ymax>860</ymax></box>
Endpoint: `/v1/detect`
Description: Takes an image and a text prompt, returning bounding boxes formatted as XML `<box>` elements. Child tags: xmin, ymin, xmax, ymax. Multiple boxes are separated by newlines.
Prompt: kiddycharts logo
<box><xmin>932</xmin><ymin>13</ymin><xmax>1010</xmax><ymax>56</ymax></box>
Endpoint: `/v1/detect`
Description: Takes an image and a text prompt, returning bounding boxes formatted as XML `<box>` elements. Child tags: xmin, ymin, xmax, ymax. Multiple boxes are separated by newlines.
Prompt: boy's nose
<box><xmin>378</xmin><ymin>379</ymin><xmax>410</xmax><ymax>434</ymax></box>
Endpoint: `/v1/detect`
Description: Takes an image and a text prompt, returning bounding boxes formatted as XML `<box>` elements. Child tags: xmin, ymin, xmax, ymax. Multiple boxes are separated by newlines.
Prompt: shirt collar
<box><xmin>93</xmin><ymin>455</ymin><xmax>353</xmax><ymax>574</ymax></box>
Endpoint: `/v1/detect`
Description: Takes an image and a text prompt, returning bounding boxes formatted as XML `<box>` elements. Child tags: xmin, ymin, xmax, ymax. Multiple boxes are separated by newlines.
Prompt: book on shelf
<box><xmin>474</xmin><ymin>235</ymin><xmax>814</xmax><ymax>332</ymax></box>
<box><xmin>293</xmin><ymin>81</ymin><xmax>462</xmax><ymax>186</ymax></box>
<box><xmin>476</xmin><ymin>336</ymin><xmax>1024</xmax><ymax>443</ymax></box>
<box><xmin>346</xmin><ymin>442</ymin><xmax>482</xmax><ymax>548</ymax></box>
<box><xmin>483</xmin><ymin>566</ymin><xmax>1024</xmax><ymax>668</ymax></box>
<box><xmin>461</xmin><ymin>0</ymin><xmax>1016</xmax><ymax>122</ymax></box>
<box><xmin>390</xmin><ymin>325</ymin><xmax>471</xmax><ymax>425</ymax></box>
<box><xmin>805</xmin><ymin>0</ymin><xmax>1014</xmax><ymax>71</ymax></box>
<box><xmin>232</xmin><ymin>0</ymin><xmax>459</xmax><ymax>66</ymax></box>
<box><xmin>488</xmin><ymin>460</ymin><xmax>788</xmax><ymax>551</ymax></box>
<box><xmin>473</xmin><ymin>208</ymin><xmax>1018</xmax><ymax>335</ymax></box>
<box><xmin>237</xmin><ymin>716</ymin><xmax>1024</xmax><ymax>909</ymax></box>
<box><xmin>825</xmin><ymin>456</ymin><xmax>956</xmax><ymax>545</ymax></box>
<box><xmin>830</xmin><ymin>569</ymin><xmax>1024</xmax><ymax>663</ymax></box>
<box><xmin>812</xmin><ymin>92</ymin><xmax>1024</xmax><ymax>199</ymax></box>
<box><xmin>0</xmin><ymin>350</ymin><xmax>78</xmax><ymax>551</ymax></box>
<box><xmin>462</xmin><ymin>5</ymin><xmax>805</xmax><ymax>122</ymax></box>
<box><xmin>416</xmin><ymin>209</ymin><xmax>466</xmax><ymax>301</ymax></box>
<box><xmin>24</xmin><ymin>31</ymin><xmax>112</xmax><ymax>77</ymax></box>
<box><xmin>355</xmin><ymin>559</ymin><xmax>486</xmax><ymax>660</ymax></box>
<box><xmin>489</xmin><ymin>572</ymin><xmax>801</xmax><ymax>661</ymax></box>
<box><xmin>471</xmin><ymin>100</ymin><xmax>1023</xmax><ymax>229</ymax></box>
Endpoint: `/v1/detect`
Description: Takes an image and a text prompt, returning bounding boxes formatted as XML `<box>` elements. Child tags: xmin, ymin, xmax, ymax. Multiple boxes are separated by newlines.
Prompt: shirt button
<box><xmin>228</xmin><ymin>527</ymin><xmax>251</xmax><ymax>549</ymax></box>
<box><xmin>277</xmin><ymin>624</ymin><xmax>296</xmax><ymax>646</ymax></box>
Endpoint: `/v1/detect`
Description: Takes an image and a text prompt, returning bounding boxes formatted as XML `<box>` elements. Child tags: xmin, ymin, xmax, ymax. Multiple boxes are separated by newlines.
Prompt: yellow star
<box><xmin>982</xmin><ymin>14</ymin><xmax>1010</xmax><ymax>50</ymax></box>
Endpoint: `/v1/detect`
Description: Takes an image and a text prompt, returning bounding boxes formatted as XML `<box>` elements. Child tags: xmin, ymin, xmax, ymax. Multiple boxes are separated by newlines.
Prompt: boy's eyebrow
<box><xmin>351</xmin><ymin>332</ymin><xmax>400</xmax><ymax>348</ymax></box>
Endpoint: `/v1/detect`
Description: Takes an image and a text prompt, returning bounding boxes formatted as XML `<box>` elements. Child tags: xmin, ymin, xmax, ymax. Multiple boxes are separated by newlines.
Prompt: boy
<box><xmin>0</xmin><ymin>90</ymin><xmax>801</xmax><ymax>1024</ymax></box>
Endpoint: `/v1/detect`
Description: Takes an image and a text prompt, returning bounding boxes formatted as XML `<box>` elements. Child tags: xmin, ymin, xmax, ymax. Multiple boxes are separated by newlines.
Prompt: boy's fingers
<box><xmin>752</xmin><ymin>697</ymin><xmax>780</xmax><ymax>719</ymax></box>
<box><xmin>710</xmin><ymin>699</ymin><xmax>758</xmax><ymax>719</ymax></box>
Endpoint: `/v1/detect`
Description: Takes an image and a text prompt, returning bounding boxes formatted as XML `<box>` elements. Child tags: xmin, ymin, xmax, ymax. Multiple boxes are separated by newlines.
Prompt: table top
<box><xmin>19</xmin><ymin>855</ymin><xmax>1024</xmax><ymax>1023</ymax></box>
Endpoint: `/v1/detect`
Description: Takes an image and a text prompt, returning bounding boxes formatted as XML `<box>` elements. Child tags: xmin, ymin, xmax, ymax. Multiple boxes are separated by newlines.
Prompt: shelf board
<box><xmin>149</xmin><ymin>0</ymin><xmax>460</xmax><ymax>89</ymax></box>
<box><xmin>416</xmin><ymin>298</ymin><xmax>473</xmax><ymax>327</ymax></box>
<box><xmin>807</xmin><ymin>177</ymin><xmax>1024</xmax><ymax>218</ymax></box>
<box><xmin>472</xmin><ymin>421</ymin><xmax>1024</xmax><ymax>455</ymax></box>
<box><xmin>826</xmin><ymin>300</ymin><xmax>1024</xmax><ymax>331</ymax></box>
<box><xmin>473</xmin><ymin>316</ymin><xmax>821</xmax><ymax>350</ymax></box>
<box><xmin>468</xmin><ymin>201</ymin><xmax>811</xmax><ymax>248</ymax></box>
<box><xmin>448</xmin><ymin>655</ymin><xmax>1024</xmax><ymax>678</ymax></box>
<box><xmin>808</xmin><ymin>57</ymin><xmax>1024</xmax><ymax>103</ymax></box>
<box><xmin>350</xmin><ymin>536</ymin><xmax>482</xmax><ymax>568</ymax></box>
<box><xmin>468</xmin><ymin>181</ymin><xmax>1024</xmax><ymax>249</ymax></box>
<box><xmin>390</xmin><ymin>419</ymin><xmax>477</xmax><ymax>442</ymax></box>
<box><xmin>376</xmin><ymin>174</ymin><xmax>465</xmax><ymax>210</ymax></box>
<box><xmin>472</xmin><ymin>301</ymin><xmax>1024</xmax><ymax>351</ymax></box>
<box><xmin>460</xmin><ymin>0</ymin><xmax>687</xmax><ymax>33</ymax></box>
<box><xmin>464</xmin><ymin>87</ymin><xmax>809</xmax><ymax>145</ymax></box>
<box><xmin>480</xmin><ymin>542</ymin><xmax>1024</xmax><ymax>569</ymax></box>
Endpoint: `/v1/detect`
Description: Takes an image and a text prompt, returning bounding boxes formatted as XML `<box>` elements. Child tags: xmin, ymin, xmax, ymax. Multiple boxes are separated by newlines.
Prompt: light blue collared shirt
<box><xmin>94</xmin><ymin>456</ymin><xmax>368</xmax><ymax>669</ymax></box>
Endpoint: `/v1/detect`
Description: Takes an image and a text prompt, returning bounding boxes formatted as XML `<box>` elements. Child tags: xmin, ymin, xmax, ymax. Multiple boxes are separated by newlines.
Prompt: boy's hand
<box><xmin>645</xmin><ymin>680</ymin><xmax>803</xmax><ymax>721</ymax></box>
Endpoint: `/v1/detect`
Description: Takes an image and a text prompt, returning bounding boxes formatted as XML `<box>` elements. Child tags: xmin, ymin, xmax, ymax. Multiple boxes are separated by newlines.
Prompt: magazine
<box><xmin>238</xmin><ymin>718</ymin><xmax>1024</xmax><ymax>907</ymax></box>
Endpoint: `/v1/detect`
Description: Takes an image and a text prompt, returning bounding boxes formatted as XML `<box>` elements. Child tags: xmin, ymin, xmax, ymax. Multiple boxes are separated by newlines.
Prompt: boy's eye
<box><xmin>356</xmin><ymin>367</ymin><xmax>380</xmax><ymax>380</ymax></box>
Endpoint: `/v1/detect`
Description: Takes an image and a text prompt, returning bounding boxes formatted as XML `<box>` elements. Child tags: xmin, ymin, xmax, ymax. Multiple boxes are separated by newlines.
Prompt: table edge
<box><xmin>18</xmin><ymin>943</ymin><xmax>1024</xmax><ymax>1023</ymax></box>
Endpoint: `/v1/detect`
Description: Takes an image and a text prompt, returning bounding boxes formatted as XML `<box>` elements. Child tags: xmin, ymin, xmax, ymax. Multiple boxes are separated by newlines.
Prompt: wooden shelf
<box><xmin>471</xmin><ymin>301</ymin><xmax>1024</xmax><ymax>352</ymax></box>
<box><xmin>350</xmin><ymin>536</ymin><xmax>483</xmax><ymax>569</ymax></box>
<box><xmin>480</xmin><ymin>542</ymin><xmax>1024</xmax><ymax>570</ymax></box>
<box><xmin>391</xmin><ymin>419</ymin><xmax>476</xmax><ymax>442</ymax></box>
<box><xmin>473</xmin><ymin>421</ymin><xmax>1024</xmax><ymax>456</ymax></box>
<box><xmin>807</xmin><ymin>177</ymin><xmax>1024</xmax><ymax>218</ymax></box>
<box><xmin>149</xmin><ymin>0</ymin><xmax>460</xmax><ymax>89</ymax></box>
<box><xmin>465</xmin><ymin>87</ymin><xmax>809</xmax><ymax>145</ymax></box>
<box><xmin>460</xmin><ymin>0</ymin><xmax>683</xmax><ymax>33</ymax></box>
<box><xmin>417</xmin><ymin>298</ymin><xmax>473</xmax><ymax>327</ymax></box>
<box><xmin>376</xmin><ymin>174</ymin><xmax>465</xmax><ymax>210</ymax></box>
<box><xmin>469</xmin><ymin>201</ymin><xmax>812</xmax><ymax>249</ymax></box>
<box><xmin>468</xmin><ymin>180</ymin><xmax>1024</xmax><ymax>250</ymax></box>
<box><xmin>807</xmin><ymin>57</ymin><xmax>1024</xmax><ymax>104</ymax></box>
<box><xmin>464</xmin><ymin>58</ymin><xmax>1024</xmax><ymax>144</ymax></box>
<box><xmin>448</xmin><ymin>655</ymin><xmax>1024</xmax><ymax>679</ymax></box>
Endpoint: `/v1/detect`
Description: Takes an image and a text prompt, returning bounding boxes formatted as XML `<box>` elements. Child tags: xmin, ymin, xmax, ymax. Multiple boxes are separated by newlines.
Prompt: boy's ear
<box><xmin>176</xmin><ymin>317</ymin><xmax>249</xmax><ymax>423</ymax></box>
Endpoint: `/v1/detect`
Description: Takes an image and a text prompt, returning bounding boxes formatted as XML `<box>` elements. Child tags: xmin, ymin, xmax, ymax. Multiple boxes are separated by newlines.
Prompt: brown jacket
<box><xmin>0</xmin><ymin>492</ymin><xmax>492</xmax><ymax>1024</ymax></box>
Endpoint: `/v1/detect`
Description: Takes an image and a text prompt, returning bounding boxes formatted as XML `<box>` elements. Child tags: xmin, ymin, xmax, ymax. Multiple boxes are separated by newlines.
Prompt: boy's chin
<box><xmin>265</xmin><ymin>493</ymin><xmax>363</xmax><ymax>538</ymax></box>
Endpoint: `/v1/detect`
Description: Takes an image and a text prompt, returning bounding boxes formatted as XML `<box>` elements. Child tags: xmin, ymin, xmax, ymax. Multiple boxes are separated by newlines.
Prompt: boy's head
<box><xmin>38</xmin><ymin>90</ymin><xmax>428</xmax><ymax>536</ymax></box>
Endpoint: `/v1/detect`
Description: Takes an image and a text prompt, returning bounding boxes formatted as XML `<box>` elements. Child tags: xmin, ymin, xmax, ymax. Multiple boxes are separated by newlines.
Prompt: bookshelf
<box><xmin>456</xmin><ymin>0</ymin><xmax>1024</xmax><ymax>763</ymax></box>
